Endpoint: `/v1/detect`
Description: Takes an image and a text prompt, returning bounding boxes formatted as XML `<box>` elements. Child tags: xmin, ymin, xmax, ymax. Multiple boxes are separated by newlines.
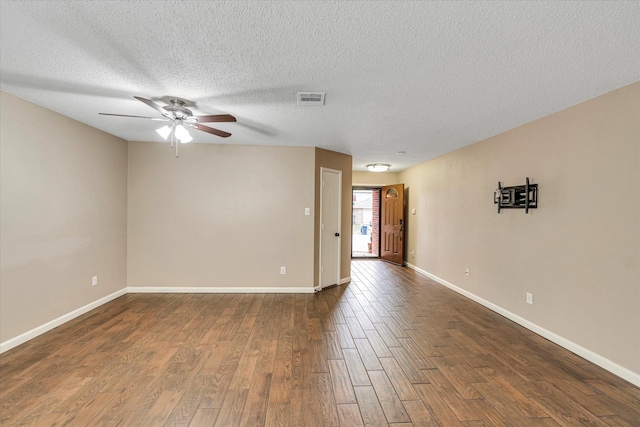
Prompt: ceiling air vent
<box><xmin>297</xmin><ymin>92</ymin><xmax>325</xmax><ymax>106</ymax></box>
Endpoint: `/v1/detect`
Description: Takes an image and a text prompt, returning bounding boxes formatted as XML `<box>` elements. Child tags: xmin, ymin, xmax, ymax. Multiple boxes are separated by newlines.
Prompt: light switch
<box><xmin>305</xmin><ymin>207</ymin><xmax>311</xmax><ymax>216</ymax></box>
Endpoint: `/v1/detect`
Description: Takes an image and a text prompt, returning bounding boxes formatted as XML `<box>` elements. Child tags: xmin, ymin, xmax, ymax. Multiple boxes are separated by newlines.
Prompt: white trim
<box><xmin>340</xmin><ymin>276</ymin><xmax>351</xmax><ymax>285</ymax></box>
<box><xmin>127</xmin><ymin>286</ymin><xmax>316</xmax><ymax>294</ymax></box>
<box><xmin>0</xmin><ymin>288</ymin><xmax>127</xmax><ymax>354</ymax></box>
<box><xmin>404</xmin><ymin>262</ymin><xmax>640</xmax><ymax>388</ymax></box>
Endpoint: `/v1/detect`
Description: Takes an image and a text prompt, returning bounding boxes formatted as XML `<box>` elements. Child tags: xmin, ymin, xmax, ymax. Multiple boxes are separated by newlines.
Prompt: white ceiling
<box><xmin>1</xmin><ymin>1</ymin><xmax>638</xmax><ymax>171</ymax></box>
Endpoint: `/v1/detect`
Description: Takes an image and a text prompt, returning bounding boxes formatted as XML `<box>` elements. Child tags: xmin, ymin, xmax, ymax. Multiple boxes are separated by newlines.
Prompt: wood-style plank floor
<box><xmin>1</xmin><ymin>260</ymin><xmax>639</xmax><ymax>426</ymax></box>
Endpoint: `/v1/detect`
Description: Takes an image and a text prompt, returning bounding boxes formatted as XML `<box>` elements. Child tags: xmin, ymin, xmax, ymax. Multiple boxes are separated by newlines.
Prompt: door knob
<box><xmin>335</xmin><ymin>232</ymin><xmax>340</xmax><ymax>237</ymax></box>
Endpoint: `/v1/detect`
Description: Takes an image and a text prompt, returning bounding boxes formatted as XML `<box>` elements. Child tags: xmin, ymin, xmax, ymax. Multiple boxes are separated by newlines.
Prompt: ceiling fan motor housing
<box><xmin>164</xmin><ymin>99</ymin><xmax>194</xmax><ymax>120</ymax></box>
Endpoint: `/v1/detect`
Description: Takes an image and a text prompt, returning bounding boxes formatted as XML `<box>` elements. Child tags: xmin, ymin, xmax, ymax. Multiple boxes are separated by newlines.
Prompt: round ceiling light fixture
<box><xmin>366</xmin><ymin>163</ymin><xmax>391</xmax><ymax>172</ymax></box>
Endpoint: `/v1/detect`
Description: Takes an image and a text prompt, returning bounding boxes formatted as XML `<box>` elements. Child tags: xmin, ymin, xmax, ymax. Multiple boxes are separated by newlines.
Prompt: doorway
<box><xmin>351</xmin><ymin>188</ymin><xmax>381</xmax><ymax>258</ymax></box>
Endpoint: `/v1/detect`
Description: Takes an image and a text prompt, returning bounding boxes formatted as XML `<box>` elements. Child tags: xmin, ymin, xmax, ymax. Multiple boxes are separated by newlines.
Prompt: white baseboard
<box><xmin>404</xmin><ymin>262</ymin><xmax>640</xmax><ymax>388</ymax></box>
<box><xmin>127</xmin><ymin>286</ymin><xmax>316</xmax><ymax>294</ymax></box>
<box><xmin>0</xmin><ymin>288</ymin><xmax>127</xmax><ymax>354</ymax></box>
<box><xmin>340</xmin><ymin>276</ymin><xmax>351</xmax><ymax>285</ymax></box>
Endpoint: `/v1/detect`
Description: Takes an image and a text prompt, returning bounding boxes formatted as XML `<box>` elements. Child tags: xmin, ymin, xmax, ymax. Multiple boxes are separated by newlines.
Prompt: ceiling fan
<box><xmin>100</xmin><ymin>96</ymin><xmax>236</xmax><ymax>156</ymax></box>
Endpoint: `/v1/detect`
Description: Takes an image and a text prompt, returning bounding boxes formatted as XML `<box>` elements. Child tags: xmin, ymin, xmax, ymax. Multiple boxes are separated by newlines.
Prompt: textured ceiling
<box><xmin>1</xmin><ymin>1</ymin><xmax>638</xmax><ymax>171</ymax></box>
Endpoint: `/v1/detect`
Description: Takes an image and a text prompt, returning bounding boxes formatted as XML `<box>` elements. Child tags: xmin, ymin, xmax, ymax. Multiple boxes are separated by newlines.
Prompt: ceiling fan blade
<box><xmin>99</xmin><ymin>113</ymin><xmax>168</xmax><ymax>121</ymax></box>
<box><xmin>195</xmin><ymin>114</ymin><xmax>237</xmax><ymax>123</ymax></box>
<box><xmin>134</xmin><ymin>96</ymin><xmax>168</xmax><ymax>116</ymax></box>
<box><xmin>190</xmin><ymin>123</ymin><xmax>232</xmax><ymax>138</ymax></box>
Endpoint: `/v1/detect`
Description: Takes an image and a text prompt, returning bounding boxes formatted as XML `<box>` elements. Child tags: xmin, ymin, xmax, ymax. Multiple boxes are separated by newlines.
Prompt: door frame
<box><xmin>318</xmin><ymin>167</ymin><xmax>342</xmax><ymax>291</ymax></box>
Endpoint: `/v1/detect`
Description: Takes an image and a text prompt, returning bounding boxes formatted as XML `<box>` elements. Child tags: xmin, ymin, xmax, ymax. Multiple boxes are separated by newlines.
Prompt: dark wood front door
<box><xmin>381</xmin><ymin>184</ymin><xmax>404</xmax><ymax>265</ymax></box>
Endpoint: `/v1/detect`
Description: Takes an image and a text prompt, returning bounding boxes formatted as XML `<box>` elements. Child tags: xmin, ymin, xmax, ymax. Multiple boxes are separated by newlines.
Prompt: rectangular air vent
<box><xmin>297</xmin><ymin>92</ymin><xmax>325</xmax><ymax>106</ymax></box>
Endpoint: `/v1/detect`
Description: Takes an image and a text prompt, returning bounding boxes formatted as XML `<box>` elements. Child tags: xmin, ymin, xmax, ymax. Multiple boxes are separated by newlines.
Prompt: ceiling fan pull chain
<box><xmin>175</xmin><ymin>121</ymin><xmax>179</xmax><ymax>157</ymax></box>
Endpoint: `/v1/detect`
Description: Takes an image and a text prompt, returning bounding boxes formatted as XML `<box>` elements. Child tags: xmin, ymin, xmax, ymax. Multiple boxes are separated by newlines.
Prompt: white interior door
<box><xmin>319</xmin><ymin>168</ymin><xmax>341</xmax><ymax>289</ymax></box>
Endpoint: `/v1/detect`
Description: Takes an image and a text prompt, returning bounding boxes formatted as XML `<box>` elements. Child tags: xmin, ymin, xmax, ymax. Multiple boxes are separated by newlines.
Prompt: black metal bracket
<box><xmin>494</xmin><ymin>177</ymin><xmax>538</xmax><ymax>214</ymax></box>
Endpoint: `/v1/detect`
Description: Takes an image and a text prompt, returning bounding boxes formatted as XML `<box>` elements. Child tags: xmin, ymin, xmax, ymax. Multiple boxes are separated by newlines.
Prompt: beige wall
<box><xmin>127</xmin><ymin>142</ymin><xmax>316</xmax><ymax>289</ymax></box>
<box><xmin>315</xmin><ymin>148</ymin><xmax>353</xmax><ymax>285</ymax></box>
<box><xmin>400</xmin><ymin>82</ymin><xmax>640</xmax><ymax>377</ymax></box>
<box><xmin>0</xmin><ymin>91</ymin><xmax>128</xmax><ymax>343</ymax></box>
<box><xmin>352</xmin><ymin>171</ymin><xmax>400</xmax><ymax>186</ymax></box>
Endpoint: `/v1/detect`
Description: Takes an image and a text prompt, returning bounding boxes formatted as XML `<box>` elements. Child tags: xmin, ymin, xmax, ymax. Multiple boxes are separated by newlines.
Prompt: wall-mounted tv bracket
<box><xmin>494</xmin><ymin>177</ymin><xmax>538</xmax><ymax>213</ymax></box>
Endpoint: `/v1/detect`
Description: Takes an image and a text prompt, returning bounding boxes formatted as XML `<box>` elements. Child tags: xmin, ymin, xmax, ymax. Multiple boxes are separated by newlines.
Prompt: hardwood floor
<box><xmin>1</xmin><ymin>260</ymin><xmax>638</xmax><ymax>426</ymax></box>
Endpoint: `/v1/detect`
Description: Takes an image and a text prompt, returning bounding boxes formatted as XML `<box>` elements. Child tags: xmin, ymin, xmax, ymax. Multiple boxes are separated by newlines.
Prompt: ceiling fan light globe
<box><xmin>175</xmin><ymin>124</ymin><xmax>193</xmax><ymax>143</ymax></box>
<box><xmin>156</xmin><ymin>125</ymin><xmax>172</xmax><ymax>140</ymax></box>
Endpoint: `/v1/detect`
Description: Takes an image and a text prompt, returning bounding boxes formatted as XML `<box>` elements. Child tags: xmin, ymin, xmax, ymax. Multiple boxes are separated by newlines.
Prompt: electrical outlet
<box><xmin>465</xmin><ymin>268</ymin><xmax>470</xmax><ymax>277</ymax></box>
<box><xmin>280</xmin><ymin>267</ymin><xmax>286</xmax><ymax>275</ymax></box>
<box><xmin>526</xmin><ymin>292</ymin><xmax>533</xmax><ymax>305</ymax></box>
<box><xmin>92</xmin><ymin>275</ymin><xmax>98</xmax><ymax>287</ymax></box>
<box><xmin>410</xmin><ymin>250</ymin><xmax>415</xmax><ymax>258</ymax></box>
